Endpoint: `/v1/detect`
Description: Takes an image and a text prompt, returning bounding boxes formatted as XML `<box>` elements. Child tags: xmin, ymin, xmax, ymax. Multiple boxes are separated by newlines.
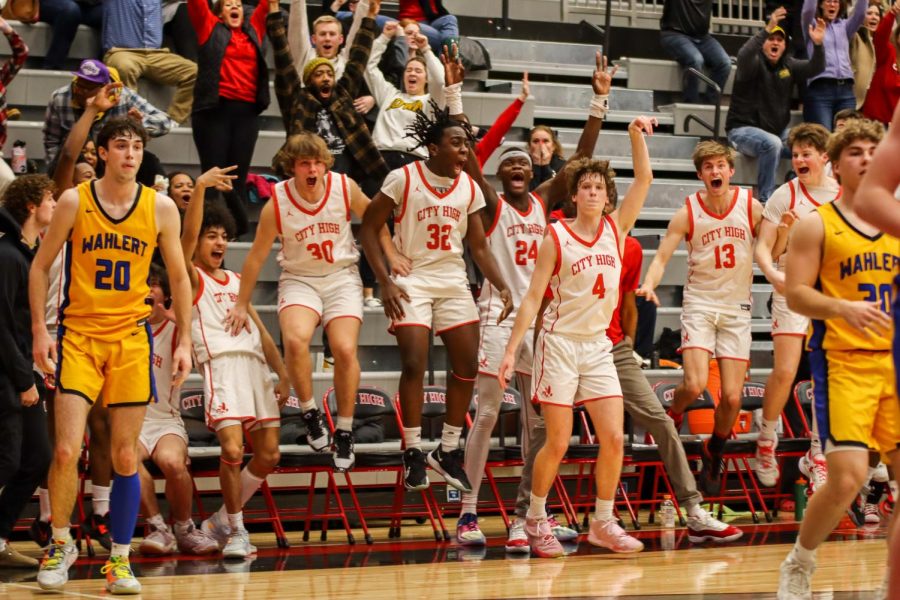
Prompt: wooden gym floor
<box><xmin>0</xmin><ymin>516</ymin><xmax>889</xmax><ymax>599</ymax></box>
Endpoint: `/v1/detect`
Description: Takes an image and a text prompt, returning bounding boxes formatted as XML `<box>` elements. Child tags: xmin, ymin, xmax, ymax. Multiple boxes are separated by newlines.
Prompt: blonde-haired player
<box><xmin>639</xmin><ymin>140</ymin><xmax>763</xmax><ymax>496</ymax></box>
<box><xmin>777</xmin><ymin>119</ymin><xmax>900</xmax><ymax>600</ymax></box>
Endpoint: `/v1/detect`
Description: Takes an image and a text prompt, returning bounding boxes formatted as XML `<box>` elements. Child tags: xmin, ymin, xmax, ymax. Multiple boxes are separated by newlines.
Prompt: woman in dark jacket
<box><xmin>189</xmin><ymin>0</ymin><xmax>270</xmax><ymax>237</ymax></box>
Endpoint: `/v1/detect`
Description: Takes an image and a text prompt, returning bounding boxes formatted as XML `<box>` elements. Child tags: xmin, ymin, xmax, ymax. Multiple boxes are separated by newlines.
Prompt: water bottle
<box><xmin>661</xmin><ymin>528</ymin><xmax>675</xmax><ymax>551</ymax></box>
<box><xmin>11</xmin><ymin>140</ymin><xmax>26</xmax><ymax>174</ymax></box>
<box><xmin>794</xmin><ymin>478</ymin><xmax>808</xmax><ymax>521</ymax></box>
<box><xmin>660</xmin><ymin>494</ymin><xmax>676</xmax><ymax>529</ymax></box>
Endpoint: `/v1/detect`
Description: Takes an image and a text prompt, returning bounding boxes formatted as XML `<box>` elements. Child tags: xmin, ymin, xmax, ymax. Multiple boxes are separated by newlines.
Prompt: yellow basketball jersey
<box><xmin>808</xmin><ymin>202</ymin><xmax>900</xmax><ymax>352</ymax></box>
<box><xmin>60</xmin><ymin>181</ymin><xmax>157</xmax><ymax>341</ymax></box>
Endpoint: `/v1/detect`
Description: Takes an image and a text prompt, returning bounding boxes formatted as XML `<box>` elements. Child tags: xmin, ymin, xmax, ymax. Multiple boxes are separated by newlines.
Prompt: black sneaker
<box><xmin>427</xmin><ymin>446</ymin><xmax>473</xmax><ymax>493</ymax></box>
<box><xmin>82</xmin><ymin>512</ymin><xmax>112</xmax><ymax>550</ymax></box>
<box><xmin>30</xmin><ymin>518</ymin><xmax>51</xmax><ymax>548</ymax></box>
<box><xmin>403</xmin><ymin>448</ymin><xmax>429</xmax><ymax>490</ymax></box>
<box><xmin>332</xmin><ymin>429</ymin><xmax>355</xmax><ymax>472</ymax></box>
<box><xmin>699</xmin><ymin>441</ymin><xmax>723</xmax><ymax>496</ymax></box>
<box><xmin>302</xmin><ymin>408</ymin><xmax>330</xmax><ymax>452</ymax></box>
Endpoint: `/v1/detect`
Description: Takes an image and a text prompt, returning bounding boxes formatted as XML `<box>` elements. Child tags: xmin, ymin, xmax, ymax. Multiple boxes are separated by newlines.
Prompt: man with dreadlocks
<box><xmin>360</xmin><ymin>52</ymin><xmax>512</xmax><ymax>493</ymax></box>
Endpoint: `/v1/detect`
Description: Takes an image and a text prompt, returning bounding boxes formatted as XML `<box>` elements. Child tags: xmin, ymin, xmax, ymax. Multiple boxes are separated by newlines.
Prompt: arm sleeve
<box><xmin>0</xmin><ymin>28</ymin><xmax>27</xmax><ymax>88</ymax></box>
<box><xmin>126</xmin><ymin>89</ymin><xmax>175</xmax><ymax>137</ymax></box>
<box><xmin>734</xmin><ymin>29</ymin><xmax>766</xmax><ymax>81</ymax></box>
<box><xmin>874</xmin><ymin>12</ymin><xmax>896</xmax><ymax>67</ymax></box>
<box><xmin>794</xmin><ymin>41</ymin><xmax>826</xmax><ymax>80</ymax></box>
<box><xmin>0</xmin><ymin>258</ymin><xmax>34</xmax><ymax>392</ymax></box>
<box><xmin>846</xmin><ymin>0</ymin><xmax>868</xmax><ymax>38</ymax></box>
<box><xmin>476</xmin><ymin>97</ymin><xmax>523</xmax><ymax>167</ymax></box>
<box><xmin>251</xmin><ymin>0</ymin><xmax>269</xmax><ymax>39</ymax></box>
<box><xmin>341</xmin><ymin>16</ymin><xmax>376</xmax><ymax>99</ymax></box>
<box><xmin>340</xmin><ymin>0</ymin><xmax>369</xmax><ymax>63</ymax></box>
<box><xmin>187</xmin><ymin>0</ymin><xmax>217</xmax><ymax>46</ymax></box>
<box><xmin>380</xmin><ymin>168</ymin><xmax>405</xmax><ymax>205</ymax></box>
<box><xmin>288</xmin><ymin>0</ymin><xmax>312</xmax><ymax>78</ymax></box>
<box><xmin>268</xmin><ymin>11</ymin><xmax>303</xmax><ymax>130</ymax></box>
<box><xmin>365</xmin><ymin>34</ymin><xmax>396</xmax><ymax>105</ymax></box>
<box><xmin>801</xmin><ymin>0</ymin><xmax>817</xmax><ymax>39</ymax></box>
<box><xmin>423</xmin><ymin>46</ymin><xmax>445</xmax><ymax>107</ymax></box>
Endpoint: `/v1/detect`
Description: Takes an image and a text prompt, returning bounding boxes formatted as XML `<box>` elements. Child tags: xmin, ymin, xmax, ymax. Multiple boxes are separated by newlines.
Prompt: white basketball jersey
<box><xmin>543</xmin><ymin>217</ymin><xmax>622</xmax><ymax>341</ymax></box>
<box><xmin>768</xmin><ymin>178</ymin><xmax>841</xmax><ymax>272</ymax></box>
<box><xmin>273</xmin><ymin>174</ymin><xmax>359</xmax><ymax>277</ymax></box>
<box><xmin>46</xmin><ymin>247</ymin><xmax>65</xmax><ymax>335</ymax></box>
<box><xmin>191</xmin><ymin>268</ymin><xmax>263</xmax><ymax>363</ymax></box>
<box><xmin>392</xmin><ymin>161</ymin><xmax>483</xmax><ymax>289</ymax></box>
<box><xmin>477</xmin><ymin>193</ymin><xmax>546</xmax><ymax>325</ymax></box>
<box><xmin>148</xmin><ymin>319</ymin><xmax>178</xmax><ymax>419</ymax></box>
<box><xmin>684</xmin><ymin>188</ymin><xmax>755</xmax><ymax>313</ymax></box>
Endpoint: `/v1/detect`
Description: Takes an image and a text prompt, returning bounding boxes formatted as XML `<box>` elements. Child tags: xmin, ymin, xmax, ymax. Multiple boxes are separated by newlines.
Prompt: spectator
<box><xmin>327</xmin><ymin>0</ymin><xmax>395</xmax><ymax>32</ymax></box>
<box><xmin>474</xmin><ymin>73</ymin><xmax>530</xmax><ymax>167</ymax></box>
<box><xmin>397</xmin><ymin>0</ymin><xmax>458</xmax><ymax>55</ymax></box>
<box><xmin>268</xmin><ymin>0</ymin><xmax>388</xmax><ymax>192</ymax></box>
<box><xmin>528</xmin><ymin>125</ymin><xmax>566</xmax><ymax>191</ymax></box>
<box><xmin>862</xmin><ymin>0</ymin><xmax>900</xmax><ymax>124</ymax></box>
<box><xmin>38</xmin><ymin>0</ymin><xmax>102</xmax><ymax>70</ymax></box>
<box><xmin>102</xmin><ymin>0</ymin><xmax>198</xmax><ymax>125</ymax></box>
<box><xmin>80</xmin><ymin>138</ymin><xmax>97</xmax><ymax>169</ymax></box>
<box><xmin>168</xmin><ymin>171</ymin><xmax>195</xmax><ymax>213</ymax></box>
<box><xmin>163</xmin><ymin>1</ymin><xmax>200</xmax><ymax>62</ymax></box>
<box><xmin>801</xmin><ymin>0</ymin><xmax>869</xmax><ymax>128</ymax></box>
<box><xmin>0</xmin><ymin>19</ymin><xmax>27</xmax><ymax>195</ymax></box>
<box><xmin>0</xmin><ymin>175</ymin><xmax>55</xmax><ymax>569</ymax></box>
<box><xmin>850</xmin><ymin>1</ymin><xmax>882</xmax><ymax>108</ymax></box>
<box><xmin>365</xmin><ymin>20</ymin><xmax>444</xmax><ymax>170</ymax></box>
<box><xmin>188</xmin><ymin>0</ymin><xmax>271</xmax><ymax>238</ymax></box>
<box><xmin>726</xmin><ymin>8</ymin><xmax>825</xmax><ymax>201</ymax></box>
<box><xmin>42</xmin><ymin>59</ymin><xmax>175</xmax><ymax>171</ymax></box>
<box><xmin>659</xmin><ymin>0</ymin><xmax>732</xmax><ymax>104</ymax></box>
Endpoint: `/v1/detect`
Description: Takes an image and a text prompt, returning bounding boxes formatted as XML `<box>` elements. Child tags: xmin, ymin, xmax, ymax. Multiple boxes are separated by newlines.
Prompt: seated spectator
<box><xmin>726</xmin><ymin>8</ymin><xmax>825</xmax><ymax>201</ymax></box>
<box><xmin>659</xmin><ymin>0</ymin><xmax>732</xmax><ymax>104</ymax></box>
<box><xmin>163</xmin><ymin>0</ymin><xmax>199</xmax><ymax>62</ymax></box>
<box><xmin>42</xmin><ymin>59</ymin><xmax>175</xmax><ymax>173</ymax></box>
<box><xmin>188</xmin><ymin>0</ymin><xmax>271</xmax><ymax>238</ymax></box>
<box><xmin>327</xmin><ymin>0</ymin><xmax>395</xmax><ymax>33</ymax></box>
<box><xmin>802</xmin><ymin>0</ymin><xmax>869</xmax><ymax>128</ymax></box>
<box><xmin>850</xmin><ymin>1</ymin><xmax>882</xmax><ymax>108</ymax></box>
<box><xmin>528</xmin><ymin>125</ymin><xmax>566</xmax><ymax>191</ymax></box>
<box><xmin>268</xmin><ymin>0</ymin><xmax>388</xmax><ymax>193</ymax></box>
<box><xmin>102</xmin><ymin>0</ymin><xmax>198</xmax><ymax>125</ymax></box>
<box><xmin>167</xmin><ymin>171</ymin><xmax>195</xmax><ymax>213</ymax></box>
<box><xmin>365</xmin><ymin>21</ymin><xmax>444</xmax><ymax>170</ymax></box>
<box><xmin>38</xmin><ymin>0</ymin><xmax>102</xmax><ymax>70</ymax></box>
<box><xmin>0</xmin><ymin>18</ymin><xmax>27</xmax><ymax>194</ymax></box>
<box><xmin>862</xmin><ymin>0</ymin><xmax>900</xmax><ymax>124</ymax></box>
<box><xmin>397</xmin><ymin>0</ymin><xmax>458</xmax><ymax>55</ymax></box>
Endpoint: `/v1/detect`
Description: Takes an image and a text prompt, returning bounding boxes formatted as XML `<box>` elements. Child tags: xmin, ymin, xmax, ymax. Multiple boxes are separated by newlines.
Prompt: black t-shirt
<box><xmin>661</xmin><ymin>0</ymin><xmax>712</xmax><ymax>37</ymax></box>
<box><xmin>315</xmin><ymin>108</ymin><xmax>347</xmax><ymax>155</ymax></box>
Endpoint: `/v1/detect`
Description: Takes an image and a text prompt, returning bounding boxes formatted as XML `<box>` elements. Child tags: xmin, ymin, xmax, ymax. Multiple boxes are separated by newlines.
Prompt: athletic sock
<box><xmin>92</xmin><ymin>484</ymin><xmax>111</xmax><ymax>516</ymax></box>
<box><xmin>38</xmin><ymin>487</ymin><xmax>51</xmax><ymax>522</ymax></box>
<box><xmin>109</xmin><ymin>473</ymin><xmax>141</xmax><ymax>547</ymax></box>
<box><xmin>526</xmin><ymin>494</ymin><xmax>547</xmax><ymax>521</ymax></box>
<box><xmin>51</xmin><ymin>526</ymin><xmax>72</xmax><ymax>543</ymax></box>
<box><xmin>708</xmin><ymin>432</ymin><xmax>728</xmax><ymax>456</ymax></box>
<box><xmin>790</xmin><ymin>539</ymin><xmax>817</xmax><ymax>567</ymax></box>
<box><xmin>147</xmin><ymin>513</ymin><xmax>167</xmax><ymax>531</ymax></box>
<box><xmin>110</xmin><ymin>543</ymin><xmax>130</xmax><ymax>559</ymax></box>
<box><xmin>440</xmin><ymin>424</ymin><xmax>463</xmax><ymax>453</ymax></box>
<box><xmin>336</xmin><ymin>416</ymin><xmax>353</xmax><ymax>433</ymax></box>
<box><xmin>402</xmin><ymin>427</ymin><xmax>422</xmax><ymax>450</ymax></box>
<box><xmin>809</xmin><ymin>436</ymin><xmax>823</xmax><ymax>457</ymax></box>
<box><xmin>300</xmin><ymin>398</ymin><xmax>317</xmax><ymax>412</ymax></box>
<box><xmin>593</xmin><ymin>498</ymin><xmax>614</xmax><ymax>522</ymax></box>
<box><xmin>760</xmin><ymin>419</ymin><xmax>779</xmax><ymax>441</ymax></box>
<box><xmin>239</xmin><ymin>467</ymin><xmax>265</xmax><ymax>507</ymax></box>
<box><xmin>687</xmin><ymin>503</ymin><xmax>708</xmax><ymax>519</ymax></box>
<box><xmin>227</xmin><ymin>512</ymin><xmax>244</xmax><ymax>532</ymax></box>
<box><xmin>174</xmin><ymin>520</ymin><xmax>193</xmax><ymax>535</ymax></box>
<box><xmin>460</xmin><ymin>495</ymin><xmax>478</xmax><ymax>517</ymax></box>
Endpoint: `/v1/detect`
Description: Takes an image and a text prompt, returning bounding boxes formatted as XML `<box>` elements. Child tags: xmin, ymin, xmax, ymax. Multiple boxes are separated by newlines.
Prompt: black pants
<box><xmin>0</xmin><ymin>374</ymin><xmax>52</xmax><ymax>539</ymax></box>
<box><xmin>192</xmin><ymin>100</ymin><xmax>259</xmax><ymax>238</ymax></box>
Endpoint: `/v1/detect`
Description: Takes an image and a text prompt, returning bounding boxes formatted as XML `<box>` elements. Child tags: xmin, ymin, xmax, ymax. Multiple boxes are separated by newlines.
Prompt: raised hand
<box><xmin>592</xmin><ymin>50</ymin><xmax>618</xmax><ymax>96</ymax></box>
<box><xmin>808</xmin><ymin>17</ymin><xmax>826</xmax><ymax>45</ymax></box>
<box><xmin>86</xmin><ymin>82</ymin><xmax>123</xmax><ymax>113</ymax></box>
<box><xmin>629</xmin><ymin>115</ymin><xmax>658</xmax><ymax>136</ymax></box>
<box><xmin>382</xmin><ymin>21</ymin><xmax>398</xmax><ymax>38</ymax></box>
<box><xmin>367</xmin><ymin>0</ymin><xmax>381</xmax><ymax>17</ymax></box>
<box><xmin>127</xmin><ymin>106</ymin><xmax>143</xmax><ymax>123</ymax></box>
<box><xmin>518</xmin><ymin>71</ymin><xmax>530</xmax><ymax>103</ymax></box>
<box><xmin>197</xmin><ymin>165</ymin><xmax>238</xmax><ymax>192</ymax></box>
<box><xmin>353</xmin><ymin>95</ymin><xmax>376</xmax><ymax>114</ymax></box>
<box><xmin>441</xmin><ymin>47</ymin><xmax>465</xmax><ymax>86</ymax></box>
<box><xmin>767</xmin><ymin>6</ymin><xmax>787</xmax><ymax>31</ymax></box>
<box><xmin>412</xmin><ymin>32</ymin><xmax>428</xmax><ymax>51</ymax></box>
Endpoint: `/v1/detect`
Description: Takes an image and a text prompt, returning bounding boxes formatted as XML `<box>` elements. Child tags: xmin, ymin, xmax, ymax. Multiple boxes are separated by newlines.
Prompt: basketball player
<box><xmin>638</xmin><ymin>141</ymin><xmax>763</xmax><ymax>496</ymax></box>
<box><xmin>30</xmin><ymin>117</ymin><xmax>193</xmax><ymax>594</ymax></box>
<box><xmin>456</xmin><ymin>50</ymin><xmax>617</xmax><ymax>547</ymax></box>
<box><xmin>136</xmin><ymin>264</ymin><xmax>218</xmax><ymax>556</ymax></box>
<box><xmin>227</xmin><ymin>132</ymin><xmax>405</xmax><ymax>473</ymax></box>
<box><xmin>777</xmin><ymin>119</ymin><xmax>900</xmax><ymax>600</ymax></box>
<box><xmin>753</xmin><ymin>123</ymin><xmax>839</xmax><ymax>490</ymax></box>
<box><xmin>180</xmin><ymin>168</ymin><xmax>290</xmax><ymax>559</ymax></box>
<box><xmin>854</xmin><ymin>103</ymin><xmax>900</xmax><ymax>600</ymax></box>
<box><xmin>497</xmin><ymin>145</ymin><xmax>655</xmax><ymax>557</ymax></box>
<box><xmin>359</xmin><ymin>67</ymin><xmax>513</xmax><ymax>493</ymax></box>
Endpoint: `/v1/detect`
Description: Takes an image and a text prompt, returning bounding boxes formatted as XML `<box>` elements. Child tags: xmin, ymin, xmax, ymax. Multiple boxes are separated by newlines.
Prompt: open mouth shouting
<box><xmin>710</xmin><ymin>177</ymin><xmax>724</xmax><ymax>190</ymax></box>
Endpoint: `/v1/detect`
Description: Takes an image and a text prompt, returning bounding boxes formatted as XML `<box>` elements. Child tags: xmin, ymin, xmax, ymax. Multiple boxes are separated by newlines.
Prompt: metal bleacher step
<box><xmin>470</xmin><ymin>37</ymin><xmax>615</xmax><ymax>79</ymax></box>
<box><xmin>509</xmin><ymin>80</ymin><xmax>655</xmax><ymax>114</ymax></box>
<box><xmin>618</xmin><ymin>57</ymin><xmax>737</xmax><ymax>96</ymax></box>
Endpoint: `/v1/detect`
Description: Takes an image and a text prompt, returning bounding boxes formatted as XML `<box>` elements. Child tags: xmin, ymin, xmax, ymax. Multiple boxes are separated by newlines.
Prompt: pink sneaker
<box><xmin>524</xmin><ymin>517</ymin><xmax>564</xmax><ymax>558</ymax></box>
<box><xmin>587</xmin><ymin>519</ymin><xmax>644</xmax><ymax>553</ymax></box>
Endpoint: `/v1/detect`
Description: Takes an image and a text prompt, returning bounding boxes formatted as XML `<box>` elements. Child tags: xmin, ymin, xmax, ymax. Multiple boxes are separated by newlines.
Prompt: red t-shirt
<box><xmin>606</xmin><ymin>236</ymin><xmax>642</xmax><ymax>345</ymax></box>
<box><xmin>189</xmin><ymin>0</ymin><xmax>268</xmax><ymax>104</ymax></box>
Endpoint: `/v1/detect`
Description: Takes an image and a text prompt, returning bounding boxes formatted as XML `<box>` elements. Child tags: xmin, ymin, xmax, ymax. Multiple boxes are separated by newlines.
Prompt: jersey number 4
<box><xmin>714</xmin><ymin>244</ymin><xmax>736</xmax><ymax>269</ymax></box>
<box><xmin>307</xmin><ymin>241</ymin><xmax>335</xmax><ymax>263</ymax></box>
<box><xmin>95</xmin><ymin>259</ymin><xmax>130</xmax><ymax>291</ymax></box>
<box><xmin>592</xmin><ymin>273</ymin><xmax>606</xmax><ymax>299</ymax></box>
<box><xmin>426</xmin><ymin>224</ymin><xmax>452</xmax><ymax>251</ymax></box>
<box><xmin>515</xmin><ymin>240</ymin><xmax>538</xmax><ymax>265</ymax></box>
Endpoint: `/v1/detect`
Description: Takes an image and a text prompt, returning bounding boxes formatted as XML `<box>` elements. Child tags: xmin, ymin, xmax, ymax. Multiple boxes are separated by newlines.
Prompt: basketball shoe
<box><xmin>505</xmin><ymin>518</ymin><xmax>530</xmax><ymax>554</ymax></box>
<box><xmin>402</xmin><ymin>448</ymin><xmax>429</xmax><ymax>490</ymax></box>
<box><xmin>302</xmin><ymin>408</ymin><xmax>330</xmax><ymax>451</ymax></box>
<box><xmin>427</xmin><ymin>446</ymin><xmax>472</xmax><ymax>492</ymax></box>
<box><xmin>755</xmin><ymin>437</ymin><xmax>780</xmax><ymax>487</ymax></box>
<box><xmin>37</xmin><ymin>540</ymin><xmax>78</xmax><ymax>591</ymax></box>
<box><xmin>101</xmin><ymin>555</ymin><xmax>141</xmax><ymax>594</ymax></box>
<box><xmin>139</xmin><ymin>524</ymin><xmax>176</xmax><ymax>555</ymax></box>
<box><xmin>777</xmin><ymin>554</ymin><xmax>815</xmax><ymax>600</ymax></box>
<box><xmin>524</xmin><ymin>517</ymin><xmax>564</xmax><ymax>558</ymax></box>
<box><xmin>456</xmin><ymin>513</ymin><xmax>486</xmax><ymax>546</ymax></box>
<box><xmin>587</xmin><ymin>519</ymin><xmax>644</xmax><ymax>553</ymax></box>
<box><xmin>223</xmin><ymin>529</ymin><xmax>257</xmax><ymax>559</ymax></box>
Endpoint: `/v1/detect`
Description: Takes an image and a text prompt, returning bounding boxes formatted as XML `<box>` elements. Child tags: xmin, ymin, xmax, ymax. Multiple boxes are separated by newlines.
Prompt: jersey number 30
<box><xmin>95</xmin><ymin>259</ymin><xmax>130</xmax><ymax>291</ymax></box>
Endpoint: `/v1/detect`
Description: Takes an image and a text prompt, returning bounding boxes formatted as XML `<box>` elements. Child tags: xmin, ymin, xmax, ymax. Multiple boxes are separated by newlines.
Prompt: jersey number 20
<box><xmin>95</xmin><ymin>259</ymin><xmax>130</xmax><ymax>291</ymax></box>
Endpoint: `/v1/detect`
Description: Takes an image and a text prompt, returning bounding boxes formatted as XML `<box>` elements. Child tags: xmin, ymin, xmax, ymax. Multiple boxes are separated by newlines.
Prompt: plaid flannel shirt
<box><xmin>267</xmin><ymin>11</ymin><xmax>388</xmax><ymax>179</ymax></box>
<box><xmin>42</xmin><ymin>84</ymin><xmax>175</xmax><ymax>166</ymax></box>
<box><xmin>0</xmin><ymin>27</ymin><xmax>28</xmax><ymax>152</ymax></box>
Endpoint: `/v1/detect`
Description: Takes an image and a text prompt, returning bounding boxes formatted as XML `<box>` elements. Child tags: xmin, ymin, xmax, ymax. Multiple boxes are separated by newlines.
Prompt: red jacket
<box><xmin>862</xmin><ymin>11</ymin><xmax>900</xmax><ymax>125</ymax></box>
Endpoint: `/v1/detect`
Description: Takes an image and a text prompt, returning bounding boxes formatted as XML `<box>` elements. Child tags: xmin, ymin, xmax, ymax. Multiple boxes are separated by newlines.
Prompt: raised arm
<box><xmin>340</xmin><ymin>0</ymin><xmax>371</xmax><ymax>62</ymax></box>
<box><xmin>268</xmin><ymin>4</ymin><xmax>303</xmax><ymax>131</ymax></box>
<box><xmin>476</xmin><ymin>74</ymin><xmax>527</xmax><ymax>167</ymax></box>
<box><xmin>156</xmin><ymin>194</ymin><xmax>194</xmax><ymax>386</ymax></box>
<box><xmin>54</xmin><ymin>83</ymin><xmax>121</xmax><ymax>192</ymax></box>
<box><xmin>180</xmin><ymin>166</ymin><xmax>238</xmax><ymax>291</ymax></box>
<box><xmin>857</xmin><ymin>102</ymin><xmax>900</xmax><ymax>235</ymax></box>
<box><xmin>0</xmin><ymin>18</ymin><xmax>27</xmax><ymax>87</ymax></box>
<box><xmin>365</xmin><ymin>23</ymin><xmax>399</xmax><ymax>106</ymax></box>
<box><xmin>423</xmin><ymin>39</ymin><xmax>445</xmax><ymax>107</ymax></box>
<box><xmin>845</xmin><ymin>0</ymin><xmax>869</xmax><ymax>38</ymax></box>
<box><xmin>287</xmin><ymin>0</ymin><xmax>312</xmax><ymax>78</ymax></box>
<box><xmin>612</xmin><ymin>115</ymin><xmax>656</xmax><ymax>239</ymax></box>
<box><xmin>635</xmin><ymin>204</ymin><xmax>689</xmax><ymax>306</ymax></box>
<box><xmin>801</xmin><ymin>0</ymin><xmax>817</xmax><ymax>36</ymax></box>
<box><xmin>124</xmin><ymin>88</ymin><xmax>175</xmax><ymax>138</ymax></box>
<box><xmin>873</xmin><ymin>8</ymin><xmax>897</xmax><ymax>67</ymax></box>
<box><xmin>340</xmin><ymin>0</ymin><xmax>380</xmax><ymax>99</ymax></box>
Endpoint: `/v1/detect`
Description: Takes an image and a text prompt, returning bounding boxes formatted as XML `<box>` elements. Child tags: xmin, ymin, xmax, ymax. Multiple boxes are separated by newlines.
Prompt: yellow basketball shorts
<box><xmin>56</xmin><ymin>324</ymin><xmax>156</xmax><ymax>407</ymax></box>
<box><xmin>810</xmin><ymin>348</ymin><xmax>900</xmax><ymax>462</ymax></box>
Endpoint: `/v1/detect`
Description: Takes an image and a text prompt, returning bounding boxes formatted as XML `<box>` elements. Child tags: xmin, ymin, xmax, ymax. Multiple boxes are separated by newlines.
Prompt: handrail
<box><xmin>684</xmin><ymin>67</ymin><xmax>723</xmax><ymax>141</ymax></box>
<box><xmin>560</xmin><ymin>0</ymin><xmax>767</xmax><ymax>34</ymax></box>
<box><xmin>495</xmin><ymin>0</ymin><xmax>510</xmax><ymax>32</ymax></box>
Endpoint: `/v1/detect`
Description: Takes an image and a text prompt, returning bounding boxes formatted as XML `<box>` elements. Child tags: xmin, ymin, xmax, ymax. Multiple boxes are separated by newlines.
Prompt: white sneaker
<box><xmin>176</xmin><ymin>522</ymin><xmax>220</xmax><ymax>555</ymax></box>
<box><xmin>200</xmin><ymin>514</ymin><xmax>231</xmax><ymax>550</ymax></box>
<box><xmin>37</xmin><ymin>541</ymin><xmax>78</xmax><ymax>591</ymax></box>
<box><xmin>686</xmin><ymin>511</ymin><xmax>743</xmax><ymax>543</ymax></box>
<box><xmin>223</xmin><ymin>529</ymin><xmax>257</xmax><ymax>559</ymax></box>
<box><xmin>505</xmin><ymin>518</ymin><xmax>530</xmax><ymax>554</ymax></box>
<box><xmin>777</xmin><ymin>555</ymin><xmax>815</xmax><ymax>600</ymax></box>
<box><xmin>864</xmin><ymin>502</ymin><xmax>881</xmax><ymax>524</ymax></box>
<box><xmin>363</xmin><ymin>297</ymin><xmax>383</xmax><ymax>308</ymax></box>
<box><xmin>755</xmin><ymin>437</ymin><xmax>780</xmax><ymax>487</ymax></box>
<box><xmin>799</xmin><ymin>451</ymin><xmax>827</xmax><ymax>493</ymax></box>
<box><xmin>139</xmin><ymin>525</ymin><xmax>176</xmax><ymax>555</ymax></box>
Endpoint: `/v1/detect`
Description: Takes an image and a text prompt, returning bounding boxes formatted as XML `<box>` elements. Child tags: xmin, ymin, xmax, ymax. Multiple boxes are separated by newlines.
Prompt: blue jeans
<box><xmin>335</xmin><ymin>11</ymin><xmax>395</xmax><ymax>35</ymax></box>
<box><xmin>803</xmin><ymin>78</ymin><xmax>857</xmax><ymax>130</ymax></box>
<box><xmin>417</xmin><ymin>15</ymin><xmax>459</xmax><ymax>55</ymax></box>
<box><xmin>39</xmin><ymin>0</ymin><xmax>103</xmax><ymax>69</ymax></box>
<box><xmin>659</xmin><ymin>30</ymin><xmax>731</xmax><ymax>104</ymax></box>
<box><xmin>727</xmin><ymin>126</ymin><xmax>789</xmax><ymax>202</ymax></box>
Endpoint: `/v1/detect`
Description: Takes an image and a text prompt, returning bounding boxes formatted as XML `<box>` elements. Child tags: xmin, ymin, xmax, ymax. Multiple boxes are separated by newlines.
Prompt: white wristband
<box><xmin>444</xmin><ymin>82</ymin><xmax>463</xmax><ymax>115</ymax></box>
<box><xmin>590</xmin><ymin>93</ymin><xmax>609</xmax><ymax>119</ymax></box>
